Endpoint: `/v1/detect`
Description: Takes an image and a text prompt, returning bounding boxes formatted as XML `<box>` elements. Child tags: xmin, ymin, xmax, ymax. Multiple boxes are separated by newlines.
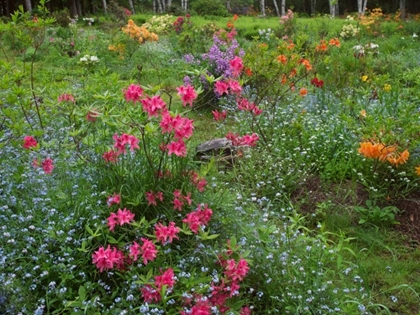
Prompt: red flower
<box><xmin>155</xmin><ymin>268</ymin><xmax>176</xmax><ymax>290</ymax></box>
<box><xmin>42</xmin><ymin>158</ymin><xmax>54</xmax><ymax>174</ymax></box>
<box><xmin>310</xmin><ymin>77</ymin><xmax>324</xmax><ymax>88</ymax></box>
<box><xmin>58</xmin><ymin>93</ymin><xmax>75</xmax><ymax>103</ymax></box>
<box><xmin>23</xmin><ymin>136</ymin><xmax>37</xmax><ymax>149</ymax></box>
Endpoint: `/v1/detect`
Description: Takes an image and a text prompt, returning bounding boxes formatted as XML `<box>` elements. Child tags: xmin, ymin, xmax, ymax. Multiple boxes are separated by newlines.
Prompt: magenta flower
<box><xmin>92</xmin><ymin>245</ymin><xmax>125</xmax><ymax>272</ymax></box>
<box><xmin>214</xmin><ymin>80</ymin><xmax>229</xmax><ymax>96</ymax></box>
<box><xmin>124</xmin><ymin>84</ymin><xmax>143</xmax><ymax>103</ymax></box>
<box><xmin>23</xmin><ymin>136</ymin><xmax>37</xmax><ymax>149</ymax></box>
<box><xmin>177</xmin><ymin>85</ymin><xmax>197</xmax><ymax>107</ymax></box>
<box><xmin>229</xmin><ymin>56</ymin><xmax>243</xmax><ymax>77</ymax></box>
<box><xmin>167</xmin><ymin>140</ymin><xmax>187</xmax><ymax>157</ymax></box>
<box><xmin>155</xmin><ymin>268</ymin><xmax>176</xmax><ymax>289</ymax></box>
<box><xmin>42</xmin><ymin>158</ymin><xmax>54</xmax><ymax>174</ymax></box>
<box><xmin>58</xmin><ymin>93</ymin><xmax>75</xmax><ymax>103</ymax></box>
<box><xmin>107</xmin><ymin>193</ymin><xmax>121</xmax><ymax>206</ymax></box>
<box><xmin>141</xmin><ymin>95</ymin><xmax>166</xmax><ymax>117</ymax></box>
<box><xmin>140</xmin><ymin>238</ymin><xmax>158</xmax><ymax>265</ymax></box>
<box><xmin>155</xmin><ymin>222</ymin><xmax>180</xmax><ymax>244</ymax></box>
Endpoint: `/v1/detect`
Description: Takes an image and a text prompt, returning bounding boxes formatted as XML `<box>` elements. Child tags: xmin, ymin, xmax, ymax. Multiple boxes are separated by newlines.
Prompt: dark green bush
<box><xmin>190</xmin><ymin>0</ymin><xmax>229</xmax><ymax>17</ymax></box>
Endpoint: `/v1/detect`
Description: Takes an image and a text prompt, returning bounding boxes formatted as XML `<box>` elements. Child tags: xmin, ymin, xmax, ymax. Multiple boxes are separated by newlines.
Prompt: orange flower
<box><xmin>299</xmin><ymin>59</ymin><xmax>312</xmax><ymax>71</ymax></box>
<box><xmin>227</xmin><ymin>21</ymin><xmax>234</xmax><ymax>29</ymax></box>
<box><xmin>233</xmin><ymin>14</ymin><xmax>239</xmax><ymax>21</ymax></box>
<box><xmin>289</xmin><ymin>68</ymin><xmax>297</xmax><ymax>78</ymax></box>
<box><xmin>329</xmin><ymin>38</ymin><xmax>341</xmax><ymax>47</ymax></box>
<box><xmin>276</xmin><ymin>54</ymin><xmax>287</xmax><ymax>64</ymax></box>
<box><xmin>415</xmin><ymin>165</ymin><xmax>420</xmax><ymax>176</ymax></box>
<box><xmin>360</xmin><ymin>109</ymin><xmax>366</xmax><ymax>117</ymax></box>
<box><xmin>281</xmin><ymin>74</ymin><xmax>287</xmax><ymax>85</ymax></box>
<box><xmin>316</xmin><ymin>40</ymin><xmax>328</xmax><ymax>52</ymax></box>
<box><xmin>299</xmin><ymin>87</ymin><xmax>308</xmax><ymax>97</ymax></box>
<box><xmin>244</xmin><ymin>67</ymin><xmax>253</xmax><ymax>76</ymax></box>
<box><xmin>358</xmin><ymin>141</ymin><xmax>394</xmax><ymax>160</ymax></box>
<box><xmin>387</xmin><ymin>149</ymin><xmax>409</xmax><ymax>166</ymax></box>
<box><xmin>287</xmin><ymin>41</ymin><xmax>295</xmax><ymax>50</ymax></box>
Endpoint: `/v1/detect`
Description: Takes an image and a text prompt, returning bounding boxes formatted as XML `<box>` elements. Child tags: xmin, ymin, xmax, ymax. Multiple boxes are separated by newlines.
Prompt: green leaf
<box><xmin>78</xmin><ymin>286</ymin><xmax>86</xmax><ymax>301</ymax></box>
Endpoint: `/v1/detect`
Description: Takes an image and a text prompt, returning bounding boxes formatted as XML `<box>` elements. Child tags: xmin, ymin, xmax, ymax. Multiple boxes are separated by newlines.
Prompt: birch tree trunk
<box><xmin>102</xmin><ymin>0</ymin><xmax>107</xmax><ymax>14</ymax></box>
<box><xmin>281</xmin><ymin>0</ymin><xmax>286</xmax><ymax>16</ymax></box>
<box><xmin>160</xmin><ymin>0</ymin><xmax>166</xmax><ymax>12</ymax></box>
<box><xmin>400</xmin><ymin>0</ymin><xmax>406</xmax><ymax>19</ymax></box>
<box><xmin>329</xmin><ymin>0</ymin><xmax>338</xmax><ymax>17</ymax></box>
<box><xmin>24</xmin><ymin>0</ymin><xmax>32</xmax><ymax>12</ymax></box>
<box><xmin>167</xmin><ymin>0</ymin><xmax>172</xmax><ymax>11</ymax></box>
<box><xmin>128</xmin><ymin>0</ymin><xmax>135</xmax><ymax>14</ymax></box>
<box><xmin>273</xmin><ymin>0</ymin><xmax>280</xmax><ymax>17</ymax></box>
<box><xmin>153</xmin><ymin>0</ymin><xmax>156</xmax><ymax>13</ymax></box>
<box><xmin>357</xmin><ymin>0</ymin><xmax>368</xmax><ymax>15</ymax></box>
<box><xmin>260</xmin><ymin>0</ymin><xmax>265</xmax><ymax>17</ymax></box>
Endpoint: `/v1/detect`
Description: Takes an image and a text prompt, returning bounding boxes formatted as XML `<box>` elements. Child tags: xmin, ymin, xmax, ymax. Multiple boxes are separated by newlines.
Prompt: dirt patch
<box><xmin>291</xmin><ymin>176</ymin><xmax>420</xmax><ymax>243</ymax></box>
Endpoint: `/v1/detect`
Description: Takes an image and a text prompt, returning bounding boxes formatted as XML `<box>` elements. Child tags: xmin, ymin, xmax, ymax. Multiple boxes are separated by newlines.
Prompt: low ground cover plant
<box><xmin>1</xmin><ymin>5</ymin><xmax>420</xmax><ymax>315</ymax></box>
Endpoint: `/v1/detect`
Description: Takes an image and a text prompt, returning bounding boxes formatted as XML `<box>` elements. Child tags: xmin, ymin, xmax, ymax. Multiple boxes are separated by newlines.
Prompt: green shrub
<box><xmin>191</xmin><ymin>0</ymin><xmax>229</xmax><ymax>17</ymax></box>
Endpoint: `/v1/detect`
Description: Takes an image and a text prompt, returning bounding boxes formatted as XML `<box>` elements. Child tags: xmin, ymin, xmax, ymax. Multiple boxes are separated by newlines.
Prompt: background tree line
<box><xmin>1</xmin><ymin>0</ymin><xmax>418</xmax><ymax>19</ymax></box>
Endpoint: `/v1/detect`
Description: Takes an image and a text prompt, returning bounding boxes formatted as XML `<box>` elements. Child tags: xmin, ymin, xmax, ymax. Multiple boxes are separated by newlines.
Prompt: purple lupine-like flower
<box><xmin>183</xmin><ymin>75</ymin><xmax>192</xmax><ymax>86</ymax></box>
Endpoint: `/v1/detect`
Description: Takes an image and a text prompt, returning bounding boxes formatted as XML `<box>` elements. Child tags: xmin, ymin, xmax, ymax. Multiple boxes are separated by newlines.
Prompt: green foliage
<box><xmin>190</xmin><ymin>0</ymin><xmax>229</xmax><ymax>17</ymax></box>
<box><xmin>354</xmin><ymin>200</ymin><xmax>400</xmax><ymax>226</ymax></box>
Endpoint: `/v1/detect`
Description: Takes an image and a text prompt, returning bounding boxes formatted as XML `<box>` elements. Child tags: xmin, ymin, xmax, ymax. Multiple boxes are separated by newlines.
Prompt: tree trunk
<box><xmin>400</xmin><ymin>0</ymin><xmax>406</xmax><ymax>19</ymax></box>
<box><xmin>153</xmin><ymin>0</ymin><xmax>156</xmax><ymax>13</ymax></box>
<box><xmin>75</xmin><ymin>0</ymin><xmax>82</xmax><ymax>16</ymax></box>
<box><xmin>310</xmin><ymin>0</ymin><xmax>316</xmax><ymax>15</ymax></box>
<box><xmin>157</xmin><ymin>0</ymin><xmax>163</xmax><ymax>13</ymax></box>
<box><xmin>80</xmin><ymin>0</ymin><xmax>86</xmax><ymax>16</ymax></box>
<box><xmin>68</xmin><ymin>0</ymin><xmax>77</xmax><ymax>16</ymax></box>
<box><xmin>281</xmin><ymin>0</ymin><xmax>286</xmax><ymax>16</ymax></box>
<box><xmin>167</xmin><ymin>0</ymin><xmax>172</xmax><ymax>11</ymax></box>
<box><xmin>357</xmin><ymin>0</ymin><xmax>368</xmax><ymax>15</ymax></box>
<box><xmin>24</xmin><ymin>0</ymin><xmax>32</xmax><ymax>12</ymax></box>
<box><xmin>260</xmin><ymin>0</ymin><xmax>265</xmax><ymax>16</ymax></box>
<box><xmin>102</xmin><ymin>0</ymin><xmax>107</xmax><ymax>14</ymax></box>
<box><xmin>226</xmin><ymin>0</ymin><xmax>231</xmax><ymax>11</ymax></box>
<box><xmin>273</xmin><ymin>0</ymin><xmax>280</xmax><ymax>17</ymax></box>
<box><xmin>329</xmin><ymin>0</ymin><xmax>338</xmax><ymax>17</ymax></box>
<box><xmin>128</xmin><ymin>0</ymin><xmax>135</xmax><ymax>14</ymax></box>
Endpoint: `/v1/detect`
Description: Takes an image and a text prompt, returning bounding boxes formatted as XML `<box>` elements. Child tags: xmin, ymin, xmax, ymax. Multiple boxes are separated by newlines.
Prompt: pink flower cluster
<box><xmin>145</xmin><ymin>190</ymin><xmax>164</xmax><ymax>206</ymax></box>
<box><xmin>155</xmin><ymin>222</ymin><xmax>180</xmax><ymax>244</ymax></box>
<box><xmin>237</xmin><ymin>98</ymin><xmax>263</xmax><ymax>116</ymax></box>
<box><xmin>141</xmin><ymin>268</ymin><xmax>176</xmax><ymax>303</ymax></box>
<box><xmin>212</xmin><ymin>109</ymin><xmax>227</xmax><ymax>121</ymax></box>
<box><xmin>102</xmin><ymin>133</ymin><xmax>140</xmax><ymax>163</ymax></box>
<box><xmin>23</xmin><ymin>136</ymin><xmax>37</xmax><ymax>149</ymax></box>
<box><xmin>160</xmin><ymin>111</ymin><xmax>194</xmax><ymax>157</ymax></box>
<box><xmin>57</xmin><ymin>93</ymin><xmax>75</xmax><ymax>103</ymax></box>
<box><xmin>229</xmin><ymin>56</ymin><xmax>243</xmax><ymax>77</ymax></box>
<box><xmin>24</xmin><ymin>136</ymin><xmax>55</xmax><ymax>174</ymax></box>
<box><xmin>183</xmin><ymin>204</ymin><xmax>213</xmax><ymax>234</ymax></box>
<box><xmin>177</xmin><ymin>84</ymin><xmax>198</xmax><ymax>107</ymax></box>
<box><xmin>226</xmin><ymin>131</ymin><xmax>259</xmax><ymax>147</ymax></box>
<box><xmin>129</xmin><ymin>238</ymin><xmax>158</xmax><ymax>265</ymax></box>
<box><xmin>214</xmin><ymin>79</ymin><xmax>242</xmax><ymax>96</ymax></box>
<box><xmin>107</xmin><ymin>208</ymin><xmax>135</xmax><ymax>231</ymax></box>
<box><xmin>173</xmin><ymin>189</ymin><xmax>192</xmax><ymax>211</ymax></box>
<box><xmin>107</xmin><ymin>193</ymin><xmax>121</xmax><ymax>206</ymax></box>
<box><xmin>124</xmin><ymin>84</ymin><xmax>143</xmax><ymax>103</ymax></box>
<box><xmin>92</xmin><ymin>245</ymin><xmax>126</xmax><ymax>272</ymax></box>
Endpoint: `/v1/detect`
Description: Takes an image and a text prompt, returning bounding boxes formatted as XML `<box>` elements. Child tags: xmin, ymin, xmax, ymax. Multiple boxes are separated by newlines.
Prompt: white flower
<box><xmin>79</xmin><ymin>57</ymin><xmax>88</xmax><ymax>62</ymax></box>
<box><xmin>90</xmin><ymin>55</ymin><xmax>99</xmax><ymax>62</ymax></box>
<box><xmin>413</xmin><ymin>33</ymin><xmax>418</xmax><ymax>38</ymax></box>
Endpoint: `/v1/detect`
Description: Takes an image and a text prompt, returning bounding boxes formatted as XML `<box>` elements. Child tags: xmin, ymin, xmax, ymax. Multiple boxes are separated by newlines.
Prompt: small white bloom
<box><xmin>413</xmin><ymin>33</ymin><xmax>418</xmax><ymax>38</ymax></box>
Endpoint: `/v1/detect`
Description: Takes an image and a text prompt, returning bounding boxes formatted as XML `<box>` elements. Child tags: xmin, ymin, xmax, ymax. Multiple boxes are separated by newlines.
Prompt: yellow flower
<box><xmin>383</xmin><ymin>83</ymin><xmax>391</xmax><ymax>92</ymax></box>
<box><xmin>360</xmin><ymin>109</ymin><xmax>366</xmax><ymax>117</ymax></box>
<box><xmin>361</xmin><ymin>75</ymin><xmax>368</xmax><ymax>82</ymax></box>
<box><xmin>415</xmin><ymin>165</ymin><xmax>420</xmax><ymax>176</ymax></box>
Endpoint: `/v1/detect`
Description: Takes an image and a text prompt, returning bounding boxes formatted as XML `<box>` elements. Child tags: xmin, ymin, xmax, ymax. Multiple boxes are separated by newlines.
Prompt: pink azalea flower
<box><xmin>155</xmin><ymin>222</ymin><xmax>180</xmax><ymax>244</ymax></box>
<box><xmin>107</xmin><ymin>212</ymin><xmax>119</xmax><ymax>232</ymax></box>
<box><xmin>240</xmin><ymin>306</ymin><xmax>252</xmax><ymax>315</ymax></box>
<box><xmin>212</xmin><ymin>110</ymin><xmax>227</xmax><ymax>122</ymax></box>
<box><xmin>86</xmin><ymin>110</ymin><xmax>100</xmax><ymax>122</ymax></box>
<box><xmin>177</xmin><ymin>85</ymin><xmax>197</xmax><ymax>107</ymax></box>
<box><xmin>23</xmin><ymin>136</ymin><xmax>37</xmax><ymax>149</ymax></box>
<box><xmin>224</xmin><ymin>258</ymin><xmax>249</xmax><ymax>282</ymax></box>
<box><xmin>129</xmin><ymin>241</ymin><xmax>141</xmax><ymax>261</ymax></box>
<box><xmin>214</xmin><ymin>80</ymin><xmax>229</xmax><ymax>96</ymax></box>
<box><xmin>229</xmin><ymin>56</ymin><xmax>243</xmax><ymax>77</ymax></box>
<box><xmin>141</xmin><ymin>95</ymin><xmax>166</xmax><ymax>117</ymax></box>
<box><xmin>140</xmin><ymin>237</ymin><xmax>158</xmax><ymax>265</ymax></box>
<box><xmin>240</xmin><ymin>133</ymin><xmax>259</xmax><ymax>146</ymax></box>
<box><xmin>141</xmin><ymin>285</ymin><xmax>161</xmax><ymax>303</ymax></box>
<box><xmin>58</xmin><ymin>93</ymin><xmax>75</xmax><ymax>103</ymax></box>
<box><xmin>228</xmin><ymin>80</ymin><xmax>242</xmax><ymax>95</ymax></box>
<box><xmin>173</xmin><ymin>198</ymin><xmax>184</xmax><ymax>211</ymax></box>
<box><xmin>124</xmin><ymin>84</ymin><xmax>143</xmax><ymax>103</ymax></box>
<box><xmin>107</xmin><ymin>193</ymin><xmax>121</xmax><ymax>206</ymax></box>
<box><xmin>116</xmin><ymin>208</ymin><xmax>135</xmax><ymax>225</ymax></box>
<box><xmin>183</xmin><ymin>212</ymin><xmax>201</xmax><ymax>234</ymax></box>
<box><xmin>167</xmin><ymin>140</ymin><xmax>187</xmax><ymax>157</ymax></box>
<box><xmin>155</xmin><ymin>268</ymin><xmax>176</xmax><ymax>290</ymax></box>
<box><xmin>102</xmin><ymin>150</ymin><xmax>119</xmax><ymax>163</ymax></box>
<box><xmin>92</xmin><ymin>245</ymin><xmax>125</xmax><ymax>272</ymax></box>
<box><xmin>42</xmin><ymin>158</ymin><xmax>54</xmax><ymax>174</ymax></box>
